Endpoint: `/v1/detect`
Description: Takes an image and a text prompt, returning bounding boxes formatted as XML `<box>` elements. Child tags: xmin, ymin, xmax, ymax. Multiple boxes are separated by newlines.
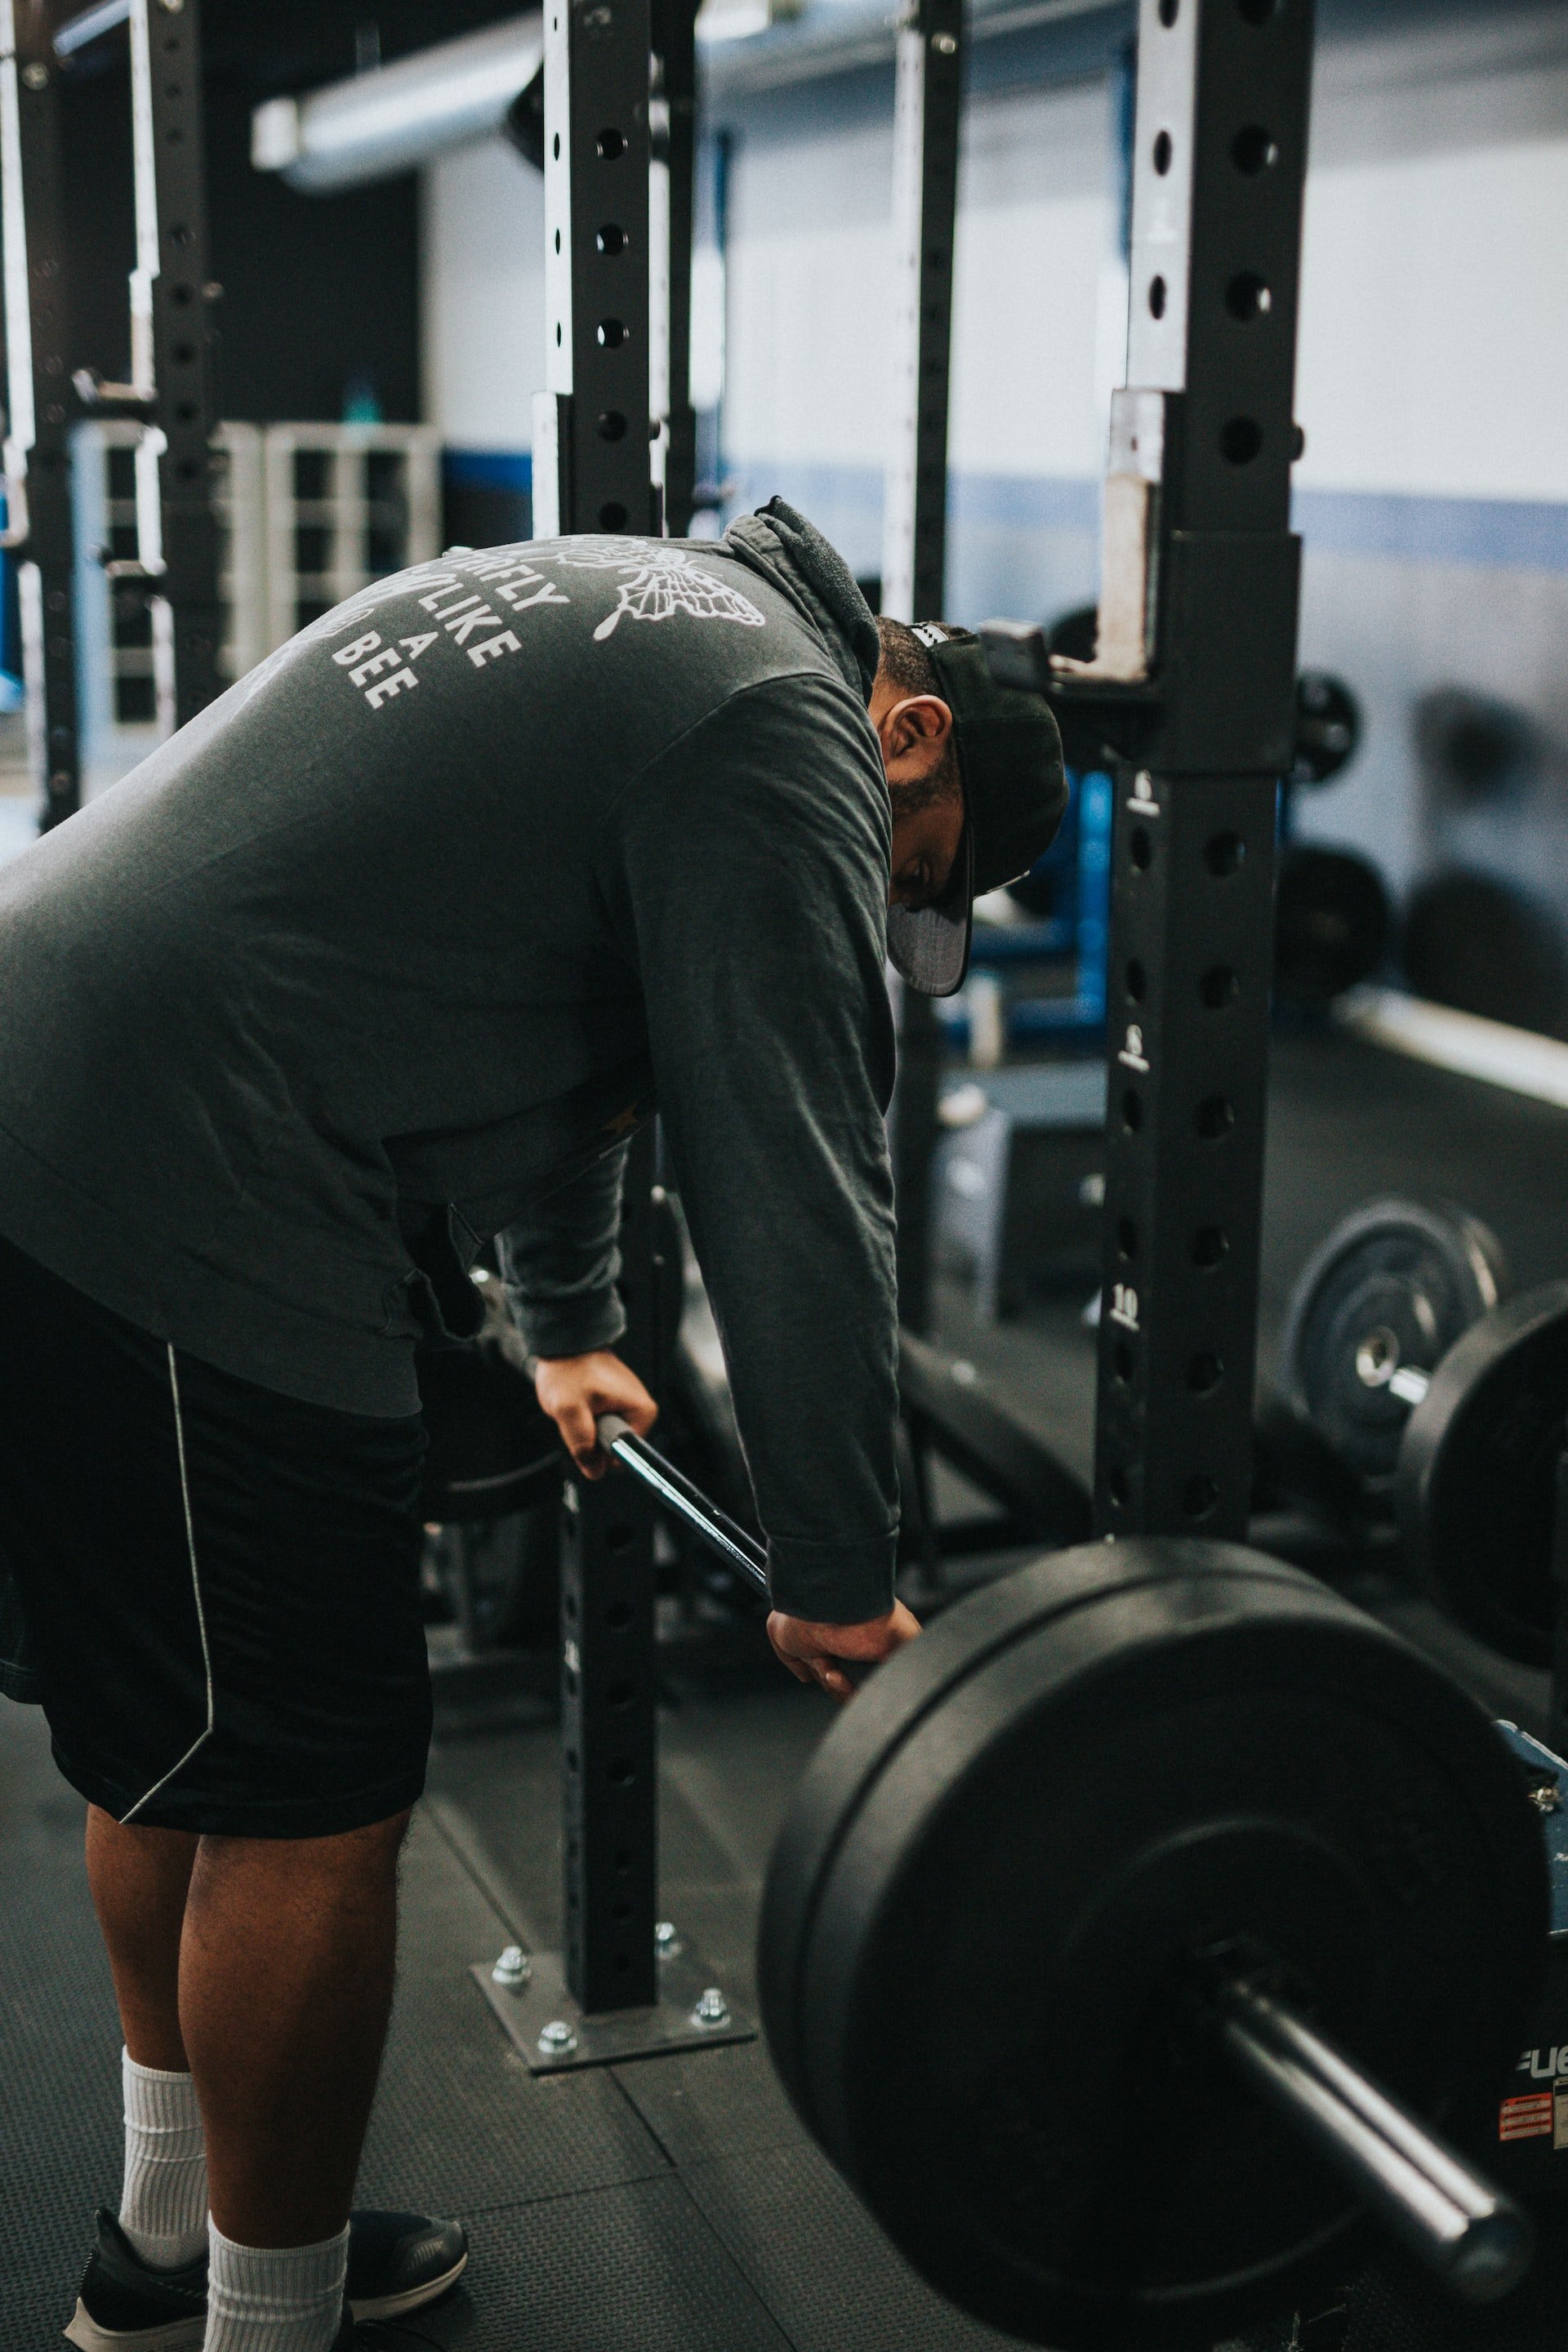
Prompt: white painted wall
<box><xmin>1297</xmin><ymin>17</ymin><xmax>1568</xmax><ymax>501</ymax></box>
<box><xmin>416</xmin><ymin>6</ymin><xmax>1568</xmax><ymax>936</ymax></box>
<box><xmin>421</xmin><ymin>135</ymin><xmax>546</xmax><ymax>449</ymax></box>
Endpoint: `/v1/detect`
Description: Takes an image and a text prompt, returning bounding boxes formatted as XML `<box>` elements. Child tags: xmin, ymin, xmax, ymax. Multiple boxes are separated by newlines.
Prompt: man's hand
<box><xmin>766</xmin><ymin>1600</ymin><xmax>922</xmax><ymax>1704</ymax></box>
<box><xmin>535</xmin><ymin>1349</ymin><xmax>657</xmax><ymax>1477</ymax></box>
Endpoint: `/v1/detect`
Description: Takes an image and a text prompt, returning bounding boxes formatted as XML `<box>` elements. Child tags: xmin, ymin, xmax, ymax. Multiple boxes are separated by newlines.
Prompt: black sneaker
<box><xmin>65</xmin><ymin>2207</ymin><xmax>469</xmax><ymax>2348</ymax></box>
<box><xmin>345</xmin><ymin>2208</ymin><xmax>469</xmax><ymax>2320</ymax></box>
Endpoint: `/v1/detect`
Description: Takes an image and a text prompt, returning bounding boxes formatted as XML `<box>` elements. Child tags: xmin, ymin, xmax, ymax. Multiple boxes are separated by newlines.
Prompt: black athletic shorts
<box><xmin>0</xmin><ymin>1231</ymin><xmax>430</xmax><ymax>1838</ymax></box>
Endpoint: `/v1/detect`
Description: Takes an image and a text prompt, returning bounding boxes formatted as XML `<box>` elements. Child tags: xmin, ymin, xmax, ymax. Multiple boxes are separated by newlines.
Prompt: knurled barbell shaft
<box><xmin>1213</xmin><ymin>1977</ymin><xmax>1532</xmax><ymax>2303</ymax></box>
<box><xmin>596</xmin><ymin>1413</ymin><xmax>769</xmax><ymax>1592</ymax></box>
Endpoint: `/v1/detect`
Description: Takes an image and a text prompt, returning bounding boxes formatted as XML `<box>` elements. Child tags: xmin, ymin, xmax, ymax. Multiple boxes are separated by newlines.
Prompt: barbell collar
<box><xmin>1212</xmin><ymin>1976</ymin><xmax>1533</xmax><ymax>2304</ymax></box>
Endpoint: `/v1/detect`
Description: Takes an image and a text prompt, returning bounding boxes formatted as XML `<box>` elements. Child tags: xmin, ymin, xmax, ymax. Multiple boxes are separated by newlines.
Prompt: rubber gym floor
<box><xmin>3</xmin><ymin>1022</ymin><xmax>1568</xmax><ymax>2350</ymax></box>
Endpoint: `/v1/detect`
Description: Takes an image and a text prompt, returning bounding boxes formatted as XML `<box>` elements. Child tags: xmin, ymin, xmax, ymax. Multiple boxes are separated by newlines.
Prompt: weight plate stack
<box><xmin>1277</xmin><ymin>1199</ymin><xmax>1508</xmax><ymax>1487</ymax></box>
<box><xmin>1398</xmin><ymin>1281</ymin><xmax>1568</xmax><ymax>1668</ymax></box>
<box><xmin>1273</xmin><ymin>846</ymin><xmax>1390</xmax><ymax>1007</ymax></box>
<box><xmin>760</xmin><ymin>1540</ymin><xmax>1544</xmax><ymax>2350</ymax></box>
<box><xmin>1290</xmin><ymin>671</ymin><xmax>1362</xmax><ymax>788</ymax></box>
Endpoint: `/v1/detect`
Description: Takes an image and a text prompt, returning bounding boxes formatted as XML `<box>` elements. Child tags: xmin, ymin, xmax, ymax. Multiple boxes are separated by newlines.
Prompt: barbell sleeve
<box><xmin>1212</xmin><ymin>1976</ymin><xmax>1533</xmax><ymax>2303</ymax></box>
<box><xmin>595</xmin><ymin>1413</ymin><xmax>770</xmax><ymax>1593</ymax></box>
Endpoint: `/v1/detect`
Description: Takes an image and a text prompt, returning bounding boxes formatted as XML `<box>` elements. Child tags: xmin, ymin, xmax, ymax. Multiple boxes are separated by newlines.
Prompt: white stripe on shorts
<box><xmin>119</xmin><ymin>1345</ymin><xmax>216</xmax><ymax>1824</ymax></box>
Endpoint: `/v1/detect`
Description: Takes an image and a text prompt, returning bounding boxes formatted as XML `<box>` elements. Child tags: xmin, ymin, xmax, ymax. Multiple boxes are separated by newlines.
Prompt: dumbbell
<box><xmin>760</xmin><ymin>1538</ymin><xmax>1549</xmax><ymax>2350</ymax></box>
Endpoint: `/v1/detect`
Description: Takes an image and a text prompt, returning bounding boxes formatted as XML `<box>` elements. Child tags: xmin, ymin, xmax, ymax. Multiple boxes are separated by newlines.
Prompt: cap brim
<box><xmin>885</xmin><ymin>822</ymin><xmax>973</xmax><ymax>997</ymax></box>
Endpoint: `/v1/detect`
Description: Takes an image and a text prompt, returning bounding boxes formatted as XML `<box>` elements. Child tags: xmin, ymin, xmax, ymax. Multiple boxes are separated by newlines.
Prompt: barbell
<box><xmin>595</xmin><ymin>1423</ymin><xmax>1547</xmax><ymax>2347</ymax></box>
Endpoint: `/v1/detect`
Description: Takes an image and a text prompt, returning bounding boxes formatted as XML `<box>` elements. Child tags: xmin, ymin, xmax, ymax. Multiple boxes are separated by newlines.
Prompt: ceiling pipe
<box><xmin>251</xmin><ymin>12</ymin><xmax>544</xmax><ymax>194</ymax></box>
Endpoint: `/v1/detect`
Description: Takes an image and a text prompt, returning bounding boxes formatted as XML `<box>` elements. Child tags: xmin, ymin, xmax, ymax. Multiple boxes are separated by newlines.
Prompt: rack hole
<box><xmin>1116</xmin><ymin>1216</ymin><xmax>1138</xmax><ymax>1260</ymax></box>
<box><xmin>1125</xmin><ymin>957</ymin><xmax>1147</xmax><ymax>1001</ymax></box>
<box><xmin>1232</xmin><ymin>124</ymin><xmax>1279</xmax><ymax>175</ymax></box>
<box><xmin>1108</xmin><ymin>1465</ymin><xmax>1129</xmax><ymax>1508</ymax></box>
<box><xmin>1226</xmin><ymin>272</ymin><xmax>1272</xmax><ymax>322</ymax></box>
<box><xmin>597</xmin><ymin>411</ymin><xmax>627</xmax><ymax>442</ymax></box>
<box><xmin>1187</xmin><ymin>1353</ymin><xmax>1223</xmax><ymax>1395</ymax></box>
<box><xmin>608</xmin><ymin>1757</ymin><xmax>635</xmax><ymax>1785</ymax></box>
<box><xmin>1205</xmin><ymin>831</ymin><xmax>1245</xmax><ymax>877</ymax></box>
<box><xmin>1129</xmin><ymin>826</ymin><xmax>1153</xmax><ymax>871</ymax></box>
<box><xmin>596</xmin><ymin>127</ymin><xmax>626</xmax><ymax>159</ymax></box>
<box><xmin>604</xmin><ymin>1599</ymin><xmax>632</xmax><ymax>1628</ymax></box>
<box><xmin>1121</xmin><ymin>1089</ymin><xmax>1143</xmax><ymax>1134</ymax></box>
<box><xmin>596</xmin><ymin>222</ymin><xmax>626</xmax><ymax>256</ymax></box>
<box><xmin>564</xmin><ymin>1591</ymin><xmax>578</xmax><ymax>1621</ymax></box>
<box><xmin>1152</xmin><ymin>129</ymin><xmax>1173</xmax><ymax>175</ymax></box>
<box><xmin>564</xmin><ymin>1748</ymin><xmax>579</xmax><ymax>1775</ymax></box>
<box><xmin>597</xmin><ymin>317</ymin><xmax>627</xmax><ymax>348</ymax></box>
<box><xmin>553</xmin><ymin>132</ymin><xmax>561</xmax><ymax>159</ymax></box>
<box><xmin>608</xmin><ymin>1678</ymin><xmax>635</xmax><ymax>1708</ymax></box>
<box><xmin>1183</xmin><ymin>1474</ymin><xmax>1219</xmax><ymax>1520</ymax></box>
<box><xmin>1157</xmin><ymin>0</ymin><xmax>1178</xmax><ymax>22</ymax></box>
<box><xmin>1200</xmin><ymin>964</ymin><xmax>1239</xmax><ymax>1009</ymax></box>
<box><xmin>1221</xmin><ymin>416</ymin><xmax>1263</xmax><ymax>465</ymax></box>
<box><xmin>1148</xmin><ymin>275</ymin><xmax>1167</xmax><ymax>320</ymax></box>
<box><xmin>1196</xmin><ymin>1096</ymin><xmax>1235</xmax><ymax>1141</ymax></box>
<box><xmin>1192</xmin><ymin>1225</ymin><xmax>1228</xmax><ymax>1269</ymax></box>
<box><xmin>1113</xmin><ymin>1340</ymin><xmax>1134</xmax><ymax>1383</ymax></box>
<box><xmin>598</xmin><ymin>501</ymin><xmax>629</xmax><ymax>529</ymax></box>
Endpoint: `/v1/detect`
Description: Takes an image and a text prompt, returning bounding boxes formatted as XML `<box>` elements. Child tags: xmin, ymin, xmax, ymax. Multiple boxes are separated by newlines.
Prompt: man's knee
<box><xmin>197</xmin><ymin>1806</ymin><xmax>413</xmax><ymax>1889</ymax></box>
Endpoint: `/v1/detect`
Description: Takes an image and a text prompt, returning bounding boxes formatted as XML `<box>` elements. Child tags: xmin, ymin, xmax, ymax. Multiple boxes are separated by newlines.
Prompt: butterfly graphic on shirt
<box><xmin>543</xmin><ymin>541</ymin><xmax>767</xmax><ymax>640</ymax></box>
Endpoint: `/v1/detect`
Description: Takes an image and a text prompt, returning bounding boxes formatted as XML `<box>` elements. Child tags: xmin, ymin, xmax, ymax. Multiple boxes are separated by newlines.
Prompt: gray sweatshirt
<box><xmin>0</xmin><ymin>504</ymin><xmax>900</xmax><ymax>1620</ymax></box>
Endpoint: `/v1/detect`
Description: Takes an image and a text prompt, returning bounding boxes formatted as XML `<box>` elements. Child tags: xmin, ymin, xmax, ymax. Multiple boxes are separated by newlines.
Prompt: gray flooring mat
<box><xmin>685</xmin><ymin>2137</ymin><xmax>1021</xmax><ymax>2352</ymax></box>
<box><xmin>612</xmin><ymin>2038</ymin><xmax>807</xmax><ymax>2169</ymax></box>
<box><xmin>0</xmin><ymin>1708</ymin><xmax>126</xmax><ymax>2333</ymax></box>
<box><xmin>374</xmin><ymin>2176</ymin><xmax>794</xmax><ymax>2352</ymax></box>
<box><xmin>359</xmin><ymin>1810</ymin><xmax>669</xmax><ymax>2217</ymax></box>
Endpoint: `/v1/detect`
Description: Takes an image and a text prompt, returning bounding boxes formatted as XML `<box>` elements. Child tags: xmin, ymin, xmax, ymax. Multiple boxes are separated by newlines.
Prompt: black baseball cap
<box><xmin>886</xmin><ymin>623</ymin><xmax>1068</xmax><ymax>997</ymax></box>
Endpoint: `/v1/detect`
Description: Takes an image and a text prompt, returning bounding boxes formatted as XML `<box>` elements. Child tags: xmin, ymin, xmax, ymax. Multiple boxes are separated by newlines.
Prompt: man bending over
<box><xmin>0</xmin><ymin>500</ymin><xmax>1063</xmax><ymax>2350</ymax></box>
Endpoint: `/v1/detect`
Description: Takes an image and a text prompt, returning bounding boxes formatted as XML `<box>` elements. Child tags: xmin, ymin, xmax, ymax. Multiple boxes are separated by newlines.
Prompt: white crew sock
<box><xmin>119</xmin><ymin>2050</ymin><xmax>209</xmax><ymax>2270</ymax></box>
<box><xmin>205</xmin><ymin>2221</ymin><xmax>350</xmax><ymax>2352</ymax></box>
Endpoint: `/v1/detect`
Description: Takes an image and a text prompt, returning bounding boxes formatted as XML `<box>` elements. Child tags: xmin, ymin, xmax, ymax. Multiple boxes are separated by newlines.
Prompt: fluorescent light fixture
<box><xmin>251</xmin><ymin>12</ymin><xmax>543</xmax><ymax>195</ymax></box>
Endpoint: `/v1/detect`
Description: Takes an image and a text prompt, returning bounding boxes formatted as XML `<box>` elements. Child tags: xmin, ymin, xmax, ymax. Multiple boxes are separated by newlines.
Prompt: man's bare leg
<box><xmin>86</xmin><ymin>1806</ymin><xmax>408</xmax><ymax>2247</ymax></box>
<box><xmin>86</xmin><ymin>1806</ymin><xmax>198</xmax><ymax>2070</ymax></box>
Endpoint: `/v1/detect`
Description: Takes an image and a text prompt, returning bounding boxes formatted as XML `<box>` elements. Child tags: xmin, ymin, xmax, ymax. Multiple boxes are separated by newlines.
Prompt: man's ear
<box><xmin>885</xmin><ymin>694</ymin><xmax>953</xmax><ymax>757</ymax></box>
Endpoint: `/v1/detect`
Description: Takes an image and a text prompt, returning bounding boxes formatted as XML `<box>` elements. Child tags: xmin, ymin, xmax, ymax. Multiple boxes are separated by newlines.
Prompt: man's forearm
<box><xmin>497</xmin><ymin>1144</ymin><xmax>629</xmax><ymax>1360</ymax></box>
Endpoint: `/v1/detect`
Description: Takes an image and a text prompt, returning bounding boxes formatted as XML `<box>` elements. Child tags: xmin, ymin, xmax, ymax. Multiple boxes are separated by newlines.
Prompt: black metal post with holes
<box><xmin>653</xmin><ymin>0</ymin><xmax>696</xmax><ymax>536</ymax></box>
<box><xmin>1091</xmin><ymin>0</ymin><xmax>1312</xmax><ymax>1541</ymax></box>
<box><xmin>561</xmin><ymin>1124</ymin><xmax>661</xmax><ymax>2015</ymax></box>
<box><xmin>138</xmin><ymin>0</ymin><xmax>221</xmax><ymax>727</ymax></box>
<box><xmin>534</xmin><ymin>0</ymin><xmax>654</xmax><ymax>537</ymax></box>
<box><xmin>476</xmin><ymin>1120</ymin><xmax>758</xmax><ymax>2065</ymax></box>
<box><xmin>884</xmin><ymin>0</ymin><xmax>963</xmax><ymax>1340</ymax></box>
<box><xmin>1</xmin><ymin>2</ymin><xmax>82</xmax><ymax>829</ymax></box>
<box><xmin>881</xmin><ymin>0</ymin><xmax>961</xmax><ymax>630</ymax></box>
